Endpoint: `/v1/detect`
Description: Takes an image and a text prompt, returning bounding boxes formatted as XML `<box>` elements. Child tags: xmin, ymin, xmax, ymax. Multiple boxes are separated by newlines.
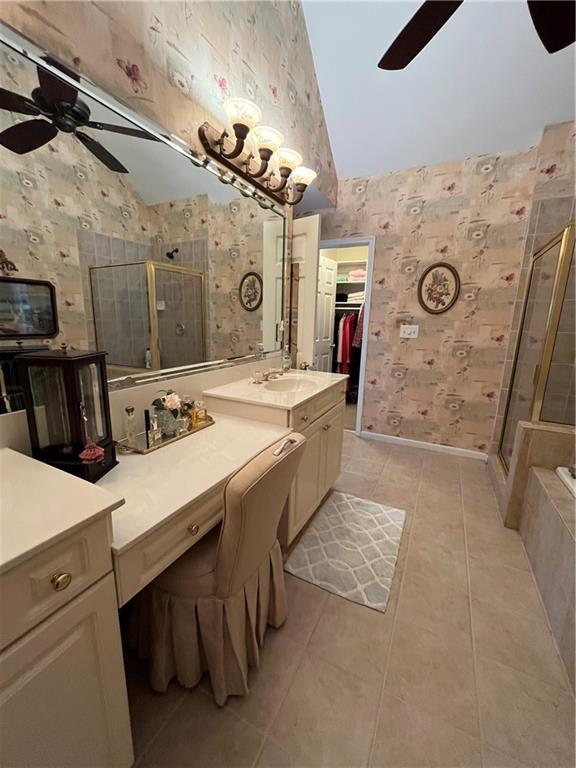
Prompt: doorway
<box><xmin>315</xmin><ymin>237</ymin><xmax>375</xmax><ymax>433</ymax></box>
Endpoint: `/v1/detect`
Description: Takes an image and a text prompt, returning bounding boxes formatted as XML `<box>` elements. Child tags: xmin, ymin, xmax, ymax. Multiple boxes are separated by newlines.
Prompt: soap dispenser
<box><xmin>282</xmin><ymin>345</ymin><xmax>291</xmax><ymax>372</ymax></box>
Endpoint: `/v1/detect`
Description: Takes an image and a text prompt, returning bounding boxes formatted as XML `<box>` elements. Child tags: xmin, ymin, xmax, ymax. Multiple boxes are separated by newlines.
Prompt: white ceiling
<box><xmin>303</xmin><ymin>0</ymin><xmax>575</xmax><ymax>180</ymax></box>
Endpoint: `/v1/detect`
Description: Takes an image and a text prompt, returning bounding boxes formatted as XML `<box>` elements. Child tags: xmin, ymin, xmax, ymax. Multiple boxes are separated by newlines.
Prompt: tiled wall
<box><xmin>493</xmin><ymin>122</ymin><xmax>575</xmax><ymax>452</ymax></box>
<box><xmin>318</xmin><ymin>147</ymin><xmax>537</xmax><ymax>451</ymax></box>
<box><xmin>0</xmin><ymin>1</ymin><xmax>337</xmax><ymax>203</ymax></box>
<box><xmin>520</xmin><ymin>468</ymin><xmax>575</xmax><ymax>691</ymax></box>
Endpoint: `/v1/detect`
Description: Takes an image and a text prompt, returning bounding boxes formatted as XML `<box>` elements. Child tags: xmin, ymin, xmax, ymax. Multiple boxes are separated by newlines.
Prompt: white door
<box><xmin>262</xmin><ymin>219</ymin><xmax>286</xmax><ymax>352</ymax></box>
<box><xmin>314</xmin><ymin>255</ymin><xmax>337</xmax><ymax>372</ymax></box>
<box><xmin>293</xmin><ymin>214</ymin><xmax>321</xmax><ymax>366</ymax></box>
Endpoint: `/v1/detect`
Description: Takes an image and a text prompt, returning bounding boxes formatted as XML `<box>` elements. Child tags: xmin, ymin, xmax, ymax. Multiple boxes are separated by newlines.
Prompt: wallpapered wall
<box><xmin>0</xmin><ymin>42</ymin><xmax>278</xmax><ymax>360</ymax></box>
<box><xmin>319</xmin><ymin>146</ymin><xmax>539</xmax><ymax>452</ymax></box>
<box><xmin>0</xmin><ymin>0</ymin><xmax>337</xmax><ymax>203</ymax></box>
<box><xmin>493</xmin><ymin>121</ymin><xmax>575</xmax><ymax>454</ymax></box>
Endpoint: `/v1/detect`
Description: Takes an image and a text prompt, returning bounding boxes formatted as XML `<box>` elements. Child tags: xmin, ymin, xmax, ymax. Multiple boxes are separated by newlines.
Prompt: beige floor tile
<box><xmin>402</xmin><ymin>534</ymin><xmax>469</xmax><ymax>597</ymax></box>
<box><xmin>124</xmin><ymin>652</ymin><xmax>186</xmax><ymax>760</ymax></box>
<box><xmin>465</xmin><ymin>515</ymin><xmax>530</xmax><ymax>571</ymax></box>
<box><xmin>385</xmin><ymin>616</ymin><xmax>479</xmax><ymax>737</ymax></box>
<box><xmin>371</xmin><ymin>477</ymin><xmax>420</xmax><ymax>511</ymax></box>
<box><xmin>459</xmin><ymin>459</ymin><xmax>493</xmax><ymax>487</ymax></box>
<box><xmin>472</xmin><ymin>596</ymin><xmax>569</xmax><ymax>692</ymax></box>
<box><xmin>482</xmin><ymin>745</ymin><xmax>532</xmax><ymax>768</ymax></box>
<box><xmin>226</xmin><ymin>628</ymin><xmax>306</xmax><ymax>731</ymax></box>
<box><xmin>343</xmin><ymin>434</ymin><xmax>390</xmax><ymax>461</ymax></box>
<box><xmin>270</xmin><ymin>653</ymin><xmax>380</xmax><ymax>768</ymax></box>
<box><xmin>255</xmin><ymin>737</ymin><xmax>297</xmax><ymax>767</ymax></box>
<box><xmin>282</xmin><ymin>574</ymin><xmax>329</xmax><ymax>646</ymax></box>
<box><xmin>370</xmin><ymin>692</ymin><xmax>482</xmax><ymax>767</ymax></box>
<box><xmin>468</xmin><ymin>555</ymin><xmax>545</xmax><ymax>622</ymax></box>
<box><xmin>415</xmin><ymin>486</ymin><xmax>463</xmax><ymax>521</ymax></box>
<box><xmin>344</xmin><ymin>456</ymin><xmax>387</xmax><ymax>480</ymax></box>
<box><xmin>396</xmin><ymin>565</ymin><xmax>472</xmax><ymax>639</ymax></box>
<box><xmin>139</xmin><ymin>687</ymin><xmax>263</xmax><ymax>768</ymax></box>
<box><xmin>411</xmin><ymin>512</ymin><xmax>467</xmax><ymax>553</ymax></box>
<box><xmin>334</xmin><ymin>470</ymin><xmax>377</xmax><ymax>498</ymax></box>
<box><xmin>308</xmin><ymin>594</ymin><xmax>393</xmax><ymax>682</ymax></box>
<box><xmin>478</xmin><ymin>658</ymin><xmax>575</xmax><ymax>768</ymax></box>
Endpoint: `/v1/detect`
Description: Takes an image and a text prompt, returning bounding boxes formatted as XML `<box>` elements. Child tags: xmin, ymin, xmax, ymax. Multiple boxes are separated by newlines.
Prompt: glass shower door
<box><xmin>153</xmin><ymin>266</ymin><xmax>206</xmax><ymax>369</ymax></box>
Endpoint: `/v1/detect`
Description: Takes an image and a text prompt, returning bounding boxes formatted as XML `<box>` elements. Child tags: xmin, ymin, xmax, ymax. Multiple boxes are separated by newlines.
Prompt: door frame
<box><xmin>318</xmin><ymin>236</ymin><xmax>375</xmax><ymax>434</ymax></box>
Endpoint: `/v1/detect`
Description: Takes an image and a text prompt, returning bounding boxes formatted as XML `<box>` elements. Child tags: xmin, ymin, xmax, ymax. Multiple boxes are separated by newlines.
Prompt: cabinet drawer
<box><xmin>113</xmin><ymin>485</ymin><xmax>224</xmax><ymax>606</ymax></box>
<box><xmin>291</xmin><ymin>401</ymin><xmax>312</xmax><ymax>430</ymax></box>
<box><xmin>0</xmin><ymin>516</ymin><xmax>112</xmax><ymax>651</ymax></box>
<box><xmin>289</xmin><ymin>383</ymin><xmax>345</xmax><ymax>429</ymax></box>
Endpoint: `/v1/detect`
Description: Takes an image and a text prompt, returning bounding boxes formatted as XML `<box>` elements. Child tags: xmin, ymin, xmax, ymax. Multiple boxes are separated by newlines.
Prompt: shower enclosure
<box><xmin>90</xmin><ymin>261</ymin><xmax>207</xmax><ymax>372</ymax></box>
<box><xmin>499</xmin><ymin>223</ymin><xmax>575</xmax><ymax>469</ymax></box>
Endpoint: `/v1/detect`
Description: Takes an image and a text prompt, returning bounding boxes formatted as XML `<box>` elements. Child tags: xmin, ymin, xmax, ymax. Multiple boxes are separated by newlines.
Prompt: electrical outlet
<box><xmin>400</xmin><ymin>324</ymin><xmax>419</xmax><ymax>339</ymax></box>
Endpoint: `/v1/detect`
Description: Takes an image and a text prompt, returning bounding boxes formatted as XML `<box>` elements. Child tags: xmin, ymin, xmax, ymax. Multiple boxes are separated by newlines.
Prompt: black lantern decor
<box><xmin>17</xmin><ymin>348</ymin><xmax>117</xmax><ymax>482</ymax></box>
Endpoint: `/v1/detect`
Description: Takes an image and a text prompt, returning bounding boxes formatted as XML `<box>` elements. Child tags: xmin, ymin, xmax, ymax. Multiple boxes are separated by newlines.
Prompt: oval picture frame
<box><xmin>238</xmin><ymin>271</ymin><xmax>263</xmax><ymax>312</ymax></box>
<box><xmin>417</xmin><ymin>262</ymin><xmax>460</xmax><ymax>314</ymax></box>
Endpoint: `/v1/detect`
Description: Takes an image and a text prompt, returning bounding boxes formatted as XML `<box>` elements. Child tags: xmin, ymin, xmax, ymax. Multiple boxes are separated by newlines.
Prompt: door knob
<box><xmin>51</xmin><ymin>572</ymin><xmax>72</xmax><ymax>592</ymax></box>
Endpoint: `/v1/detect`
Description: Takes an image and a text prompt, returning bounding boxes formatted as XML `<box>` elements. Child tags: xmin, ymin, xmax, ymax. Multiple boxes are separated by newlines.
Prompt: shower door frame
<box><xmin>498</xmin><ymin>222</ymin><xmax>575</xmax><ymax>471</ymax></box>
<box><xmin>89</xmin><ymin>261</ymin><xmax>208</xmax><ymax>372</ymax></box>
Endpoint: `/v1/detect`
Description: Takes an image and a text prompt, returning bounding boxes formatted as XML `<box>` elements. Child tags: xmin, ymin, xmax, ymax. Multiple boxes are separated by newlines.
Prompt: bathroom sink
<box><xmin>264</xmin><ymin>376</ymin><xmax>319</xmax><ymax>393</ymax></box>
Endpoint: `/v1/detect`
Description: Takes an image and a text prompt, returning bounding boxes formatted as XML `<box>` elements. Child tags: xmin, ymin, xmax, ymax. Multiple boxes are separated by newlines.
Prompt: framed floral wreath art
<box><xmin>239</xmin><ymin>271</ymin><xmax>263</xmax><ymax>312</ymax></box>
<box><xmin>417</xmin><ymin>262</ymin><xmax>460</xmax><ymax>314</ymax></box>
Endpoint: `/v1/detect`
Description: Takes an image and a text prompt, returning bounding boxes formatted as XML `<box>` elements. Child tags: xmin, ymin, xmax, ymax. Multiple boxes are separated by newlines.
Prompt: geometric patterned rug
<box><xmin>284</xmin><ymin>491</ymin><xmax>406</xmax><ymax>613</ymax></box>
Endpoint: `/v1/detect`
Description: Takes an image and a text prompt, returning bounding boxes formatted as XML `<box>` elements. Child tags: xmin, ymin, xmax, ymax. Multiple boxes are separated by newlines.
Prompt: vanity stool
<box><xmin>135</xmin><ymin>433</ymin><xmax>306</xmax><ymax>705</ymax></box>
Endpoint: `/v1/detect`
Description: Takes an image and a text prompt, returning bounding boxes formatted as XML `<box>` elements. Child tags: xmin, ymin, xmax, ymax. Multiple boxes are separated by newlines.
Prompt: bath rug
<box><xmin>284</xmin><ymin>491</ymin><xmax>406</xmax><ymax>613</ymax></box>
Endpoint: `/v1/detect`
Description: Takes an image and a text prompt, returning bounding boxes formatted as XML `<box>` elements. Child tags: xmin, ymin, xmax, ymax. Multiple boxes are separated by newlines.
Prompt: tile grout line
<box><xmin>459</xmin><ymin>463</ymin><xmax>487</xmax><ymax>767</ymax></box>
<box><xmin>250</xmin><ymin>585</ymin><xmax>330</xmax><ymax>767</ymax></box>
<box><xmin>366</xmin><ymin>459</ymin><xmax>424</xmax><ymax>768</ymax></box>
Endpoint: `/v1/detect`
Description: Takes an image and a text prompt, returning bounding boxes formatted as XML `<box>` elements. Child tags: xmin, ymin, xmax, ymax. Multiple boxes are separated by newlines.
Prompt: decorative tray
<box><xmin>116</xmin><ymin>415</ymin><xmax>215</xmax><ymax>455</ymax></box>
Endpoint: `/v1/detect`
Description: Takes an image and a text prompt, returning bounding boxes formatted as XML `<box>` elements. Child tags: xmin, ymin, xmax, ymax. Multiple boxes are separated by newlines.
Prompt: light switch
<box><xmin>400</xmin><ymin>324</ymin><xmax>419</xmax><ymax>339</ymax></box>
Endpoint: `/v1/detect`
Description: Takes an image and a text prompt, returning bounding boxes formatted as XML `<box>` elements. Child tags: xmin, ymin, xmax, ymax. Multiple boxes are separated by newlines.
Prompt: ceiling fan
<box><xmin>0</xmin><ymin>55</ymin><xmax>158</xmax><ymax>173</ymax></box>
<box><xmin>378</xmin><ymin>0</ymin><xmax>575</xmax><ymax>70</ymax></box>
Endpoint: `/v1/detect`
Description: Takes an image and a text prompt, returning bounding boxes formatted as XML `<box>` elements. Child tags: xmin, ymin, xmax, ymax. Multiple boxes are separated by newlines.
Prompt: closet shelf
<box><xmin>335</xmin><ymin>302</ymin><xmax>362</xmax><ymax>309</ymax></box>
<box><xmin>336</xmin><ymin>280</ymin><xmax>366</xmax><ymax>286</ymax></box>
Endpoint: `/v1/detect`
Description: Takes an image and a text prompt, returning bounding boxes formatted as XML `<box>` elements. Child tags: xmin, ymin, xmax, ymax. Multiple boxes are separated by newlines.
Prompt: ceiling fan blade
<box><xmin>378</xmin><ymin>0</ymin><xmax>464</xmax><ymax>70</ymax></box>
<box><xmin>527</xmin><ymin>0</ymin><xmax>575</xmax><ymax>53</ymax></box>
<box><xmin>84</xmin><ymin>121</ymin><xmax>160</xmax><ymax>141</ymax></box>
<box><xmin>75</xmin><ymin>131</ymin><xmax>128</xmax><ymax>173</ymax></box>
<box><xmin>37</xmin><ymin>55</ymin><xmax>79</xmax><ymax>107</ymax></box>
<box><xmin>0</xmin><ymin>88</ymin><xmax>41</xmax><ymax>116</ymax></box>
<box><xmin>0</xmin><ymin>119</ymin><xmax>58</xmax><ymax>154</ymax></box>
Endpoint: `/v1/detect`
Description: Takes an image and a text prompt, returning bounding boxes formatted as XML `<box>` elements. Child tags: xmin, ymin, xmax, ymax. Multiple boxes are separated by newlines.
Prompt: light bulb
<box><xmin>292</xmin><ymin>166</ymin><xmax>317</xmax><ymax>186</ymax></box>
<box><xmin>223</xmin><ymin>97</ymin><xmax>262</xmax><ymax>131</ymax></box>
<box><xmin>251</xmin><ymin>125</ymin><xmax>284</xmax><ymax>153</ymax></box>
<box><xmin>275</xmin><ymin>147</ymin><xmax>303</xmax><ymax>171</ymax></box>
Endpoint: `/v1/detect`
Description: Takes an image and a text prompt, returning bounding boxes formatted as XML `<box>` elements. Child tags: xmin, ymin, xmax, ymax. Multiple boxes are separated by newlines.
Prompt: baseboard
<box><xmin>358</xmin><ymin>430</ymin><xmax>488</xmax><ymax>462</ymax></box>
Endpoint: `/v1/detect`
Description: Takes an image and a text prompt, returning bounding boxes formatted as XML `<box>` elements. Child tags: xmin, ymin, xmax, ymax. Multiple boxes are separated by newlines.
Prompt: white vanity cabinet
<box><xmin>203</xmin><ymin>372</ymin><xmax>347</xmax><ymax>546</ymax></box>
<box><xmin>0</xmin><ymin>575</ymin><xmax>133</xmax><ymax>768</ymax></box>
<box><xmin>0</xmin><ymin>448</ymin><xmax>133</xmax><ymax>768</ymax></box>
<box><xmin>282</xmin><ymin>399</ymin><xmax>345</xmax><ymax>545</ymax></box>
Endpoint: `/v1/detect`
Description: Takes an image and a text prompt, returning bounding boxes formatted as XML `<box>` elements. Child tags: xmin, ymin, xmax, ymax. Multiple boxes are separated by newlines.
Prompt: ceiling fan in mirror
<box><xmin>0</xmin><ymin>55</ymin><xmax>159</xmax><ymax>172</ymax></box>
<box><xmin>378</xmin><ymin>0</ymin><xmax>575</xmax><ymax>70</ymax></box>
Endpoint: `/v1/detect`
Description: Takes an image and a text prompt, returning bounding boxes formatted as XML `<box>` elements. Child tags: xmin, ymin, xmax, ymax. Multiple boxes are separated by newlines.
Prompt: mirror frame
<box><xmin>0</xmin><ymin>23</ymin><xmax>288</xmax><ymax>390</ymax></box>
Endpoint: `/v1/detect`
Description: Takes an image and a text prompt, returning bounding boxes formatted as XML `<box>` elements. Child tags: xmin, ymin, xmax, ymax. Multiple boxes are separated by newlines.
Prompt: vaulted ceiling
<box><xmin>303</xmin><ymin>1</ymin><xmax>575</xmax><ymax>180</ymax></box>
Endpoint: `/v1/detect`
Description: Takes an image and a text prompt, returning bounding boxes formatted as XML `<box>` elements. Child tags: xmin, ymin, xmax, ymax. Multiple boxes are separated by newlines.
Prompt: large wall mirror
<box><xmin>0</xmin><ymin>27</ymin><xmax>286</xmax><ymax>389</ymax></box>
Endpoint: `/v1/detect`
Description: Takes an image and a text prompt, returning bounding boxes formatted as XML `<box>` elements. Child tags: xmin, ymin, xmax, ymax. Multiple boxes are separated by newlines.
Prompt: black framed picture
<box><xmin>0</xmin><ymin>277</ymin><xmax>59</xmax><ymax>339</ymax></box>
<box><xmin>417</xmin><ymin>262</ymin><xmax>460</xmax><ymax>314</ymax></box>
<box><xmin>239</xmin><ymin>271</ymin><xmax>263</xmax><ymax>312</ymax></box>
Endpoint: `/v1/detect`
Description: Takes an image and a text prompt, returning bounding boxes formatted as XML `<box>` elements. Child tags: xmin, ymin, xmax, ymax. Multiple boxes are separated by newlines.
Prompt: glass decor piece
<box><xmin>17</xmin><ymin>348</ymin><xmax>116</xmax><ymax>482</ymax></box>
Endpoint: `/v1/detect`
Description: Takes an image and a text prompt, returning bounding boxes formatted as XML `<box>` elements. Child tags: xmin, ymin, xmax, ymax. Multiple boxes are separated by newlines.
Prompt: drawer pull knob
<box><xmin>300</xmin><ymin>415</ymin><xmax>309</xmax><ymax>422</ymax></box>
<box><xmin>51</xmin><ymin>572</ymin><xmax>72</xmax><ymax>592</ymax></box>
<box><xmin>187</xmin><ymin>523</ymin><xmax>200</xmax><ymax>536</ymax></box>
<box><xmin>323</xmin><ymin>424</ymin><xmax>331</xmax><ymax>431</ymax></box>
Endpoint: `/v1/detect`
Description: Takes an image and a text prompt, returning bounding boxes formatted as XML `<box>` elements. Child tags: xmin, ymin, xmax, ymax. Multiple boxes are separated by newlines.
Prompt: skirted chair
<box><xmin>133</xmin><ymin>433</ymin><xmax>306</xmax><ymax>705</ymax></box>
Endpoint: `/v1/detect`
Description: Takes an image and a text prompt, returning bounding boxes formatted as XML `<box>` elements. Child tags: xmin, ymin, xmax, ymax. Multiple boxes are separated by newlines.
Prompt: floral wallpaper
<box><xmin>0</xmin><ymin>46</ymin><xmax>283</xmax><ymax>361</ymax></box>
<box><xmin>0</xmin><ymin>0</ymin><xmax>337</xmax><ymax>203</ymax></box>
<box><xmin>493</xmin><ymin>121</ymin><xmax>575</xmax><ymax>455</ymax></box>
<box><xmin>318</xmin><ymin>146</ymin><xmax>539</xmax><ymax>452</ymax></box>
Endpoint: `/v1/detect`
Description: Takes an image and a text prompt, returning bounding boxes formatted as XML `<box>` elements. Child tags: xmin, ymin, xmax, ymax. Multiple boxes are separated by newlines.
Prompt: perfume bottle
<box><xmin>123</xmin><ymin>406</ymin><xmax>137</xmax><ymax>448</ymax></box>
<box><xmin>147</xmin><ymin>412</ymin><xmax>162</xmax><ymax>447</ymax></box>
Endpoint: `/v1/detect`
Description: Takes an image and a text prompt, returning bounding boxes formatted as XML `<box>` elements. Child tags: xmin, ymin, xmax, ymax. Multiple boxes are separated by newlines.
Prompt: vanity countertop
<box><xmin>202</xmin><ymin>369</ymin><xmax>348</xmax><ymax>411</ymax></box>
<box><xmin>98</xmin><ymin>412</ymin><xmax>290</xmax><ymax>554</ymax></box>
<box><xmin>0</xmin><ymin>447</ymin><xmax>124</xmax><ymax>575</ymax></box>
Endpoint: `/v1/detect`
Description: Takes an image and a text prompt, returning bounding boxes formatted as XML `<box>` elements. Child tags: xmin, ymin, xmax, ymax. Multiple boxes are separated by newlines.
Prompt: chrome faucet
<box><xmin>261</xmin><ymin>368</ymin><xmax>284</xmax><ymax>381</ymax></box>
